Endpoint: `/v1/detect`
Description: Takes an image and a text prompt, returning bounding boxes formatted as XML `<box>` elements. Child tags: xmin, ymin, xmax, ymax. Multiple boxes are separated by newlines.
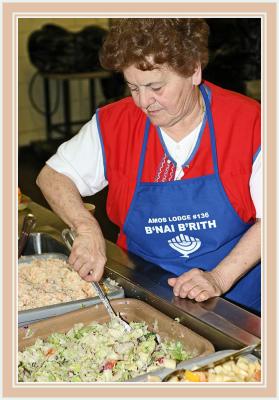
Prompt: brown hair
<box><xmin>100</xmin><ymin>18</ymin><xmax>209</xmax><ymax>77</ymax></box>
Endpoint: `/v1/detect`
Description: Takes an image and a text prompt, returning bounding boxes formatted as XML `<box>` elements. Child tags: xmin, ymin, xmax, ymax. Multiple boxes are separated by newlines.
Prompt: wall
<box><xmin>18</xmin><ymin>18</ymin><xmax>109</xmax><ymax>146</ymax></box>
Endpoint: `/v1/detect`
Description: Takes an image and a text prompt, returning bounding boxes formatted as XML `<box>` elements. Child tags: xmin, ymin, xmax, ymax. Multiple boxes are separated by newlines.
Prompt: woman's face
<box><xmin>123</xmin><ymin>63</ymin><xmax>200</xmax><ymax>129</ymax></box>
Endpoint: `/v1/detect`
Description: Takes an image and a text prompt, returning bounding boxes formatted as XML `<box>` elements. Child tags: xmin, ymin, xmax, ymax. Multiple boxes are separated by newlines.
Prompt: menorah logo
<box><xmin>168</xmin><ymin>234</ymin><xmax>201</xmax><ymax>258</ymax></box>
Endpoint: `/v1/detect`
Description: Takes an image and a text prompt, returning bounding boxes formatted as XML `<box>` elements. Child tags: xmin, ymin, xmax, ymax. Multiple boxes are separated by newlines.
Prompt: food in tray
<box><xmin>18</xmin><ymin>319</ymin><xmax>193</xmax><ymax>382</ymax></box>
<box><xmin>18</xmin><ymin>188</ymin><xmax>30</xmax><ymax>211</ymax></box>
<box><xmin>164</xmin><ymin>356</ymin><xmax>261</xmax><ymax>382</ymax></box>
<box><xmin>18</xmin><ymin>187</ymin><xmax>22</xmax><ymax>204</ymax></box>
<box><xmin>18</xmin><ymin>258</ymin><xmax>119</xmax><ymax>310</ymax></box>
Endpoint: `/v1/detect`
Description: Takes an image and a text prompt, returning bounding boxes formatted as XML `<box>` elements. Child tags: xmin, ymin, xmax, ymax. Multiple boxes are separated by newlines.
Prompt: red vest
<box><xmin>97</xmin><ymin>81</ymin><xmax>261</xmax><ymax>249</ymax></box>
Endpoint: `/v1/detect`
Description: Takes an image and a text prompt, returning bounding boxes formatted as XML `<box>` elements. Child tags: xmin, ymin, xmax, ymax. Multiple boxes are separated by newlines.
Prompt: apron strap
<box><xmin>199</xmin><ymin>84</ymin><xmax>219</xmax><ymax>174</ymax></box>
<box><xmin>136</xmin><ymin>117</ymin><xmax>151</xmax><ymax>185</ymax></box>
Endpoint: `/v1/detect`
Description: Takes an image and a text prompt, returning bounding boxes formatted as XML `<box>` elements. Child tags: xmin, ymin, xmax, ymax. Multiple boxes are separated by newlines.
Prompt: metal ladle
<box><xmin>61</xmin><ymin>228</ymin><xmax>131</xmax><ymax>332</ymax></box>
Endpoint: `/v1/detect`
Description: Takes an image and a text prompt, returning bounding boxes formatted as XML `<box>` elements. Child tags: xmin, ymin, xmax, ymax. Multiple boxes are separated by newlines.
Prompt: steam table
<box><xmin>18</xmin><ymin>197</ymin><xmax>261</xmax><ymax>349</ymax></box>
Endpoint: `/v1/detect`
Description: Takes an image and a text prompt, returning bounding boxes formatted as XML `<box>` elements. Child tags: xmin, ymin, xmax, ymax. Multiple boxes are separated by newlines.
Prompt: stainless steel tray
<box><xmin>18</xmin><ymin>253</ymin><xmax>125</xmax><ymax>327</ymax></box>
<box><xmin>128</xmin><ymin>350</ymin><xmax>261</xmax><ymax>382</ymax></box>
<box><xmin>19</xmin><ymin>232</ymin><xmax>69</xmax><ymax>256</ymax></box>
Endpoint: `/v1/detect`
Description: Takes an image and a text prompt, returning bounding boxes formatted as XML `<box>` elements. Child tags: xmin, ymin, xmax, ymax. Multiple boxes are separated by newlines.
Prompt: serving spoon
<box><xmin>61</xmin><ymin>228</ymin><xmax>132</xmax><ymax>332</ymax></box>
<box><xmin>18</xmin><ymin>213</ymin><xmax>37</xmax><ymax>258</ymax></box>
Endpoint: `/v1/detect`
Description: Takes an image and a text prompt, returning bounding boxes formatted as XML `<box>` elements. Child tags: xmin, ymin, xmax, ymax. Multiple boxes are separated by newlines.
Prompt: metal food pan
<box><xmin>18</xmin><ymin>299</ymin><xmax>214</xmax><ymax>363</ymax></box>
<box><xmin>129</xmin><ymin>350</ymin><xmax>261</xmax><ymax>382</ymax></box>
<box><xmin>18</xmin><ymin>299</ymin><xmax>214</xmax><ymax>382</ymax></box>
<box><xmin>20</xmin><ymin>232</ymin><xmax>69</xmax><ymax>256</ymax></box>
<box><xmin>18</xmin><ymin>253</ymin><xmax>124</xmax><ymax>327</ymax></box>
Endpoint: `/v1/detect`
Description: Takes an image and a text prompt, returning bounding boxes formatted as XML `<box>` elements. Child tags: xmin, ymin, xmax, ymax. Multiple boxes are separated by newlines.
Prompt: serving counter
<box><xmin>18</xmin><ymin>198</ymin><xmax>261</xmax><ymax>352</ymax></box>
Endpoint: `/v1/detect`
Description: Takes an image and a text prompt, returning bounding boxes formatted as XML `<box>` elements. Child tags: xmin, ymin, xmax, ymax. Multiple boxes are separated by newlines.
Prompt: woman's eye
<box><xmin>129</xmin><ymin>86</ymin><xmax>138</xmax><ymax>92</ymax></box>
<box><xmin>152</xmin><ymin>87</ymin><xmax>162</xmax><ymax>92</ymax></box>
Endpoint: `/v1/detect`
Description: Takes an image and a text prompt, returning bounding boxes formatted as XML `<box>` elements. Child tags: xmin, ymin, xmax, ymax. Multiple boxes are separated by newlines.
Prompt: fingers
<box><xmin>195</xmin><ymin>291</ymin><xmax>209</xmax><ymax>302</ymax></box>
<box><xmin>169</xmin><ymin>269</ymin><xmax>222</xmax><ymax>302</ymax></box>
<box><xmin>67</xmin><ymin>234</ymin><xmax>106</xmax><ymax>282</ymax></box>
<box><xmin>170</xmin><ymin>270</ymin><xmax>198</xmax><ymax>297</ymax></box>
<box><xmin>82</xmin><ymin>258</ymin><xmax>106</xmax><ymax>282</ymax></box>
<box><xmin>186</xmin><ymin>285</ymin><xmax>205</xmax><ymax>300</ymax></box>
<box><xmin>69</xmin><ymin>252</ymin><xmax>106</xmax><ymax>282</ymax></box>
<box><xmin>167</xmin><ymin>277</ymin><xmax>177</xmax><ymax>287</ymax></box>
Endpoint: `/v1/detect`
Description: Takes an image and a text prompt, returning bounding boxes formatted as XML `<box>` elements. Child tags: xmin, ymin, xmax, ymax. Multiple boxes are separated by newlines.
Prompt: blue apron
<box><xmin>123</xmin><ymin>84</ymin><xmax>261</xmax><ymax>313</ymax></box>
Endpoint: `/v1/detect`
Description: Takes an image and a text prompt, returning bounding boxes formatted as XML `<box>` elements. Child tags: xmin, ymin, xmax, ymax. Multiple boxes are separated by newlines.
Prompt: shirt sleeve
<box><xmin>250</xmin><ymin>149</ymin><xmax>262</xmax><ymax>219</ymax></box>
<box><xmin>46</xmin><ymin>115</ymin><xmax>108</xmax><ymax>197</ymax></box>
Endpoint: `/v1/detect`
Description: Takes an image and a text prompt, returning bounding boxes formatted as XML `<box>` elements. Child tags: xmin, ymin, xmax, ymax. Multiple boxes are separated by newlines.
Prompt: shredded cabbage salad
<box><xmin>18</xmin><ymin>320</ymin><xmax>193</xmax><ymax>382</ymax></box>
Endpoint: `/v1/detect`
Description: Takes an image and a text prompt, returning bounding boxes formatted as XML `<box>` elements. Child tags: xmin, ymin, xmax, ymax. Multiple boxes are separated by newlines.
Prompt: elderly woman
<box><xmin>37</xmin><ymin>19</ymin><xmax>261</xmax><ymax>313</ymax></box>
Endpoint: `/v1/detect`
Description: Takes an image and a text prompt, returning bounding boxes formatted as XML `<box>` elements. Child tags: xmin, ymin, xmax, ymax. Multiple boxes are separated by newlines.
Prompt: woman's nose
<box><xmin>138</xmin><ymin>89</ymin><xmax>155</xmax><ymax>110</ymax></box>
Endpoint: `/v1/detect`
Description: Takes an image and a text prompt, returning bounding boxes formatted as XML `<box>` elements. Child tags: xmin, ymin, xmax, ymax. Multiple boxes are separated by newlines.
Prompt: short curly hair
<box><xmin>99</xmin><ymin>18</ymin><xmax>209</xmax><ymax>77</ymax></box>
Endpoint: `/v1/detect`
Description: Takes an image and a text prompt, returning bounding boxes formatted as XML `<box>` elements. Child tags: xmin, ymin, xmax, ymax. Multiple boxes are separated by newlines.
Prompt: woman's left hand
<box><xmin>168</xmin><ymin>220</ymin><xmax>261</xmax><ymax>302</ymax></box>
<box><xmin>168</xmin><ymin>268</ymin><xmax>226</xmax><ymax>302</ymax></box>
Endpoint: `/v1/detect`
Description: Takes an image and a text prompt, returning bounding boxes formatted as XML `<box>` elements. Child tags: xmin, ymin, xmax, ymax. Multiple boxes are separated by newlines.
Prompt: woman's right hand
<box><xmin>68</xmin><ymin>221</ymin><xmax>107</xmax><ymax>282</ymax></box>
<box><xmin>36</xmin><ymin>166</ymin><xmax>107</xmax><ymax>281</ymax></box>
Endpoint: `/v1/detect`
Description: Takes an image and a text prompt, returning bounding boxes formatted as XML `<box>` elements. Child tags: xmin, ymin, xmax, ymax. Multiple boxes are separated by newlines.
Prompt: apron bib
<box><xmin>123</xmin><ymin>84</ymin><xmax>261</xmax><ymax>313</ymax></box>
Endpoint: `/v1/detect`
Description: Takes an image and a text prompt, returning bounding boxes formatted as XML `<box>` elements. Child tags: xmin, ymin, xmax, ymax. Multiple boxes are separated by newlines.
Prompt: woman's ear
<box><xmin>192</xmin><ymin>63</ymin><xmax>202</xmax><ymax>86</ymax></box>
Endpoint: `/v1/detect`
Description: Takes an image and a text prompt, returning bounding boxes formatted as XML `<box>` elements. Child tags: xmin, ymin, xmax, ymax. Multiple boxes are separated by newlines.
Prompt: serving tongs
<box><xmin>61</xmin><ymin>228</ymin><xmax>132</xmax><ymax>332</ymax></box>
<box><xmin>18</xmin><ymin>213</ymin><xmax>37</xmax><ymax>258</ymax></box>
<box><xmin>162</xmin><ymin>341</ymin><xmax>261</xmax><ymax>382</ymax></box>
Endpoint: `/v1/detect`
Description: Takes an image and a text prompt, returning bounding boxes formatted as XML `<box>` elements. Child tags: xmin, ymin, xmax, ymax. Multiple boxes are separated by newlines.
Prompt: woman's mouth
<box><xmin>147</xmin><ymin>109</ymin><xmax>161</xmax><ymax>115</ymax></box>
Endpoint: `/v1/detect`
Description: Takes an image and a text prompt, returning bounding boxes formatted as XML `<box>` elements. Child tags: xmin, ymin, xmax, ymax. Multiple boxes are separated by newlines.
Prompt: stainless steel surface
<box><xmin>18</xmin><ymin>213</ymin><xmax>37</xmax><ymax>258</ymax></box>
<box><xmin>18</xmin><ymin>198</ymin><xmax>261</xmax><ymax>349</ymax></box>
<box><xmin>62</xmin><ymin>228</ymin><xmax>131</xmax><ymax>332</ymax></box>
